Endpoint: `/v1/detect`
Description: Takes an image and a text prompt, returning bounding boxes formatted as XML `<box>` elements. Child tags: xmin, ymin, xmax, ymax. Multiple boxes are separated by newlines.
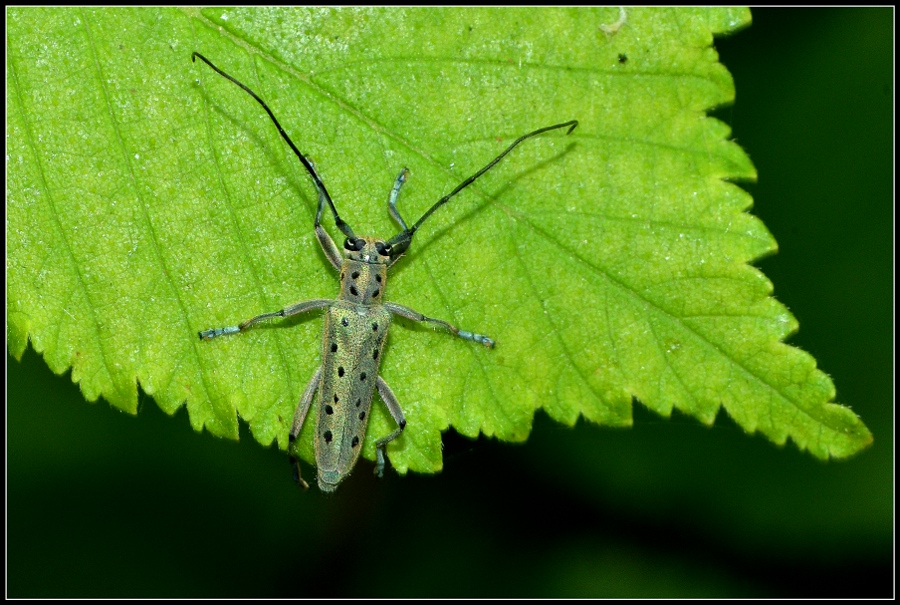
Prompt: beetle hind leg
<box><xmin>288</xmin><ymin>366</ymin><xmax>323</xmax><ymax>489</ymax></box>
<box><xmin>374</xmin><ymin>376</ymin><xmax>408</xmax><ymax>478</ymax></box>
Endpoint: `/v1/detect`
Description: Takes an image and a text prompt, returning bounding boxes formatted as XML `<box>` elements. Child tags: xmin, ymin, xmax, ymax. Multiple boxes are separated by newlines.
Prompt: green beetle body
<box><xmin>315</xmin><ymin>244</ymin><xmax>392</xmax><ymax>491</ymax></box>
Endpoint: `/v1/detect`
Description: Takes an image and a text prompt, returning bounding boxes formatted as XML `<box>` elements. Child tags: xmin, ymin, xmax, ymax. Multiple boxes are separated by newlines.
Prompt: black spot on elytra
<box><xmin>373</xmin><ymin>349</ymin><xmax>379</xmax><ymax>360</ymax></box>
<box><xmin>372</xmin><ymin>322</ymin><xmax>378</xmax><ymax>331</ymax></box>
<box><xmin>325</xmin><ymin>405</ymin><xmax>334</xmax><ymax>415</ymax></box>
<box><xmin>334</xmin><ymin>394</ymin><xmax>339</xmax><ymax>403</ymax></box>
<box><xmin>350</xmin><ymin>285</ymin><xmax>358</xmax><ymax>296</ymax></box>
<box><xmin>338</xmin><ymin>367</ymin><xmax>345</xmax><ymax>377</ymax></box>
<box><xmin>359</xmin><ymin>411</ymin><xmax>366</xmax><ymax>421</ymax></box>
<box><xmin>360</xmin><ymin>372</ymin><xmax>367</xmax><ymax>381</ymax></box>
<box><xmin>324</xmin><ymin>430</ymin><xmax>333</xmax><ymax>443</ymax></box>
<box><xmin>351</xmin><ymin>436</ymin><xmax>360</xmax><ymax>448</ymax></box>
<box><xmin>331</xmin><ymin>343</ymin><xmax>338</xmax><ymax>353</ymax></box>
<box><xmin>355</xmin><ymin>398</ymin><xmax>361</xmax><ymax>408</ymax></box>
<box><xmin>373</xmin><ymin>288</ymin><xmax>380</xmax><ymax>298</ymax></box>
<box><xmin>376</xmin><ymin>274</ymin><xmax>382</xmax><ymax>283</ymax></box>
<box><xmin>351</xmin><ymin>271</ymin><xmax>360</xmax><ymax>280</ymax></box>
<box><xmin>341</xmin><ymin>317</ymin><xmax>349</xmax><ymax>327</ymax></box>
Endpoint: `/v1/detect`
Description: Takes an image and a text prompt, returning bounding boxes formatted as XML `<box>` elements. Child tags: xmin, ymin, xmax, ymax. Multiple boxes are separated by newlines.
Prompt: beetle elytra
<box><xmin>192</xmin><ymin>52</ymin><xmax>577</xmax><ymax>492</ymax></box>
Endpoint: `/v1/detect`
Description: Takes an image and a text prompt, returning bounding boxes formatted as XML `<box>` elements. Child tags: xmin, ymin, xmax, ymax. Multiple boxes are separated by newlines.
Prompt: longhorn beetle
<box><xmin>192</xmin><ymin>52</ymin><xmax>577</xmax><ymax>492</ymax></box>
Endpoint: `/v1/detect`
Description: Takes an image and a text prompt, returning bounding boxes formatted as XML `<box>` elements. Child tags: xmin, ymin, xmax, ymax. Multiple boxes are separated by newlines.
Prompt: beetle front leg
<box><xmin>384</xmin><ymin>302</ymin><xmax>495</xmax><ymax>348</ymax></box>
<box><xmin>314</xmin><ymin>186</ymin><xmax>344</xmax><ymax>270</ymax></box>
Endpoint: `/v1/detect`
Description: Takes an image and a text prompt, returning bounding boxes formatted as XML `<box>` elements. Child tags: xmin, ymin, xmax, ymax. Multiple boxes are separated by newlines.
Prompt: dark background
<box><xmin>7</xmin><ymin>8</ymin><xmax>893</xmax><ymax>597</ymax></box>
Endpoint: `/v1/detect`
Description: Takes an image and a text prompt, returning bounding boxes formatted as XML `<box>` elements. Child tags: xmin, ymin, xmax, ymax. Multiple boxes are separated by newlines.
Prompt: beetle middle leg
<box><xmin>384</xmin><ymin>302</ymin><xmax>495</xmax><ymax>348</ymax></box>
<box><xmin>199</xmin><ymin>298</ymin><xmax>333</xmax><ymax>340</ymax></box>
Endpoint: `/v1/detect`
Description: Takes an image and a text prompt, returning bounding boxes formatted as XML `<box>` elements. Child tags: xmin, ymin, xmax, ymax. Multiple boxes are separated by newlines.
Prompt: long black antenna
<box><xmin>385</xmin><ymin>120</ymin><xmax>578</xmax><ymax>258</ymax></box>
<box><xmin>191</xmin><ymin>52</ymin><xmax>356</xmax><ymax>240</ymax></box>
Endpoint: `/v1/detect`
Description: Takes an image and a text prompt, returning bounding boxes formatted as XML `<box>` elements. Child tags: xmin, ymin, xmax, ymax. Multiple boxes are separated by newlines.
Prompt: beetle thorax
<box><xmin>339</xmin><ymin>257</ymin><xmax>387</xmax><ymax>306</ymax></box>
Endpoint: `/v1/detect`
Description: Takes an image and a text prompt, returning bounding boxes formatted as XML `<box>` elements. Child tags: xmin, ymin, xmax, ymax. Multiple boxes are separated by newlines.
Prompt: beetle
<box><xmin>192</xmin><ymin>52</ymin><xmax>577</xmax><ymax>492</ymax></box>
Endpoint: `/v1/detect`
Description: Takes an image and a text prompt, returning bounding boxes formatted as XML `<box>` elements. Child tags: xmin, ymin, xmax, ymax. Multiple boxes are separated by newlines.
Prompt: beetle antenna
<box><xmin>191</xmin><ymin>52</ymin><xmax>356</xmax><ymax>240</ymax></box>
<box><xmin>385</xmin><ymin>120</ymin><xmax>577</xmax><ymax>258</ymax></box>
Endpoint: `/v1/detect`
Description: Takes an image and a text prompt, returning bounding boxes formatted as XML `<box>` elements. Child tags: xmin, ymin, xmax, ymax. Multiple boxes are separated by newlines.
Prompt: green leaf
<box><xmin>6</xmin><ymin>7</ymin><xmax>871</xmax><ymax>477</ymax></box>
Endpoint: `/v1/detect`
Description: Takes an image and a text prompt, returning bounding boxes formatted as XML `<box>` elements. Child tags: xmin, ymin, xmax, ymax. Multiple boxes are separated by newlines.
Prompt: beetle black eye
<box><xmin>375</xmin><ymin>242</ymin><xmax>391</xmax><ymax>257</ymax></box>
<box><xmin>344</xmin><ymin>238</ymin><xmax>364</xmax><ymax>251</ymax></box>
